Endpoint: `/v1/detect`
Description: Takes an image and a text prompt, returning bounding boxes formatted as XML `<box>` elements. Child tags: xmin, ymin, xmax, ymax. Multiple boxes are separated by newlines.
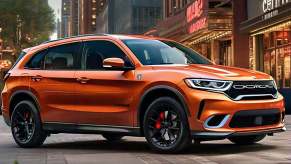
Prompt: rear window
<box><xmin>10</xmin><ymin>51</ymin><xmax>26</xmax><ymax>69</ymax></box>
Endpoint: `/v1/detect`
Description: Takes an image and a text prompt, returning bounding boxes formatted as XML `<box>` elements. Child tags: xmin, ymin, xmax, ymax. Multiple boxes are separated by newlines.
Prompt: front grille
<box><xmin>229</xmin><ymin>109</ymin><xmax>281</xmax><ymax>128</ymax></box>
<box><xmin>224</xmin><ymin>80</ymin><xmax>277</xmax><ymax>100</ymax></box>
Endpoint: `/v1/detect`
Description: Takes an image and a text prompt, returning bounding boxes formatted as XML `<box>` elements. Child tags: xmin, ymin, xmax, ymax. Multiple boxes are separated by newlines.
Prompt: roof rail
<box><xmin>42</xmin><ymin>33</ymin><xmax>108</xmax><ymax>44</ymax></box>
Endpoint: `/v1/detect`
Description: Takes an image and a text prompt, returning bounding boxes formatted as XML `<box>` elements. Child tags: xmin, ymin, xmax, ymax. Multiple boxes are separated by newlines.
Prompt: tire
<box><xmin>143</xmin><ymin>97</ymin><xmax>191</xmax><ymax>153</ymax></box>
<box><xmin>102</xmin><ymin>134</ymin><xmax>123</xmax><ymax>142</ymax></box>
<box><xmin>228</xmin><ymin>134</ymin><xmax>266</xmax><ymax>145</ymax></box>
<box><xmin>11</xmin><ymin>100</ymin><xmax>47</xmax><ymax>148</ymax></box>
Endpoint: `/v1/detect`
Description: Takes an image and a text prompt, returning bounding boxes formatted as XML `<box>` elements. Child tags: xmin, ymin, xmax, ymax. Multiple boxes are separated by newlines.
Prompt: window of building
<box><xmin>262</xmin><ymin>25</ymin><xmax>291</xmax><ymax>88</ymax></box>
<box><xmin>132</xmin><ymin>7</ymin><xmax>161</xmax><ymax>34</ymax></box>
<box><xmin>44</xmin><ymin>43</ymin><xmax>81</xmax><ymax>70</ymax></box>
<box><xmin>83</xmin><ymin>41</ymin><xmax>132</xmax><ymax>70</ymax></box>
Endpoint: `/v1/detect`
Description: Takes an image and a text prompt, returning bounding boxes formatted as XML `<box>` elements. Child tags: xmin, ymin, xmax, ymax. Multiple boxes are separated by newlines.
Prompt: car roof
<box><xmin>25</xmin><ymin>34</ymin><xmax>173</xmax><ymax>52</ymax></box>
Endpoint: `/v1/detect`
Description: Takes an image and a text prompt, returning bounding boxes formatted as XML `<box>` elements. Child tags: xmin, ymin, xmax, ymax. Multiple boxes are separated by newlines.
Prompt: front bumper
<box><xmin>182</xmin><ymin>86</ymin><xmax>286</xmax><ymax>134</ymax></box>
<box><xmin>192</xmin><ymin>126</ymin><xmax>286</xmax><ymax>140</ymax></box>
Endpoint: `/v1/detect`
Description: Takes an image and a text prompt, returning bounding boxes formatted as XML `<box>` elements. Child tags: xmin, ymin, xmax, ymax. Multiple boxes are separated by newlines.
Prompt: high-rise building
<box><xmin>79</xmin><ymin>0</ymin><xmax>99</xmax><ymax>34</ymax></box>
<box><xmin>96</xmin><ymin>0</ymin><xmax>162</xmax><ymax>34</ymax></box>
<box><xmin>70</xmin><ymin>0</ymin><xmax>79</xmax><ymax>36</ymax></box>
<box><xmin>61</xmin><ymin>0</ymin><xmax>71</xmax><ymax>37</ymax></box>
<box><xmin>60</xmin><ymin>0</ymin><xmax>80</xmax><ymax>37</ymax></box>
<box><xmin>60</xmin><ymin>0</ymin><xmax>99</xmax><ymax>37</ymax></box>
<box><xmin>56</xmin><ymin>18</ymin><xmax>62</xmax><ymax>39</ymax></box>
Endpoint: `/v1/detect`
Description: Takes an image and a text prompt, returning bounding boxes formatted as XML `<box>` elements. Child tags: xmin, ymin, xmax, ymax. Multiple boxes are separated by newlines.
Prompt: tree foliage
<box><xmin>0</xmin><ymin>0</ymin><xmax>55</xmax><ymax>51</ymax></box>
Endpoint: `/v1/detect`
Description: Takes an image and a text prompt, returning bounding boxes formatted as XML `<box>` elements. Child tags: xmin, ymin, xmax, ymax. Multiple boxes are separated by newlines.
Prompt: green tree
<box><xmin>0</xmin><ymin>0</ymin><xmax>55</xmax><ymax>52</ymax></box>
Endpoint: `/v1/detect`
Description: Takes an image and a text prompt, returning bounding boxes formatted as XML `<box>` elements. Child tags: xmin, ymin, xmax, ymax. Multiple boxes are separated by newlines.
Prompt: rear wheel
<box><xmin>102</xmin><ymin>134</ymin><xmax>124</xmax><ymax>142</ymax></box>
<box><xmin>11</xmin><ymin>100</ymin><xmax>47</xmax><ymax>148</ymax></box>
<box><xmin>143</xmin><ymin>97</ymin><xmax>191</xmax><ymax>153</ymax></box>
<box><xmin>228</xmin><ymin>134</ymin><xmax>266</xmax><ymax>145</ymax></box>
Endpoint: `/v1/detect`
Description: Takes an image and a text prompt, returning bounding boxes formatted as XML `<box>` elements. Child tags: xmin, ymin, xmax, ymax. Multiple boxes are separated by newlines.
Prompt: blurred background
<box><xmin>0</xmin><ymin>0</ymin><xmax>290</xmax><ymax>113</ymax></box>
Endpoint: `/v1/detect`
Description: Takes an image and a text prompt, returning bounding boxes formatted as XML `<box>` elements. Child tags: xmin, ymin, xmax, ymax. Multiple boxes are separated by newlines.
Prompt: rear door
<box><xmin>27</xmin><ymin>42</ymin><xmax>82</xmax><ymax>123</ymax></box>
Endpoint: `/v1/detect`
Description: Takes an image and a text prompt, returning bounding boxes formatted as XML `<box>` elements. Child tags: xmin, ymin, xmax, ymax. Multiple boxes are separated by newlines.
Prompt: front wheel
<box><xmin>11</xmin><ymin>100</ymin><xmax>47</xmax><ymax>148</ymax></box>
<box><xmin>143</xmin><ymin>97</ymin><xmax>191</xmax><ymax>153</ymax></box>
<box><xmin>228</xmin><ymin>134</ymin><xmax>266</xmax><ymax>145</ymax></box>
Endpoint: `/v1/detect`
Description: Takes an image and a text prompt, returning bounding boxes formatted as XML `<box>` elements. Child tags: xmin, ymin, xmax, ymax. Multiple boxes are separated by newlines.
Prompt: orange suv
<box><xmin>1</xmin><ymin>34</ymin><xmax>286</xmax><ymax>153</ymax></box>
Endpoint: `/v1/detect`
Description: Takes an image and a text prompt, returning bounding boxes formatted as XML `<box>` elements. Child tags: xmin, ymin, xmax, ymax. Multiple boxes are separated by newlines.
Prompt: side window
<box><xmin>25</xmin><ymin>50</ymin><xmax>47</xmax><ymax>69</ymax></box>
<box><xmin>44</xmin><ymin>43</ymin><xmax>81</xmax><ymax>70</ymax></box>
<box><xmin>83</xmin><ymin>41</ymin><xmax>132</xmax><ymax>70</ymax></box>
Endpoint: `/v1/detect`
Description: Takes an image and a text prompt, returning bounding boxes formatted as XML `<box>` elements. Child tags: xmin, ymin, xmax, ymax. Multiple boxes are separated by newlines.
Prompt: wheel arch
<box><xmin>137</xmin><ymin>85</ymin><xmax>190</xmax><ymax>135</ymax></box>
<box><xmin>9</xmin><ymin>90</ymin><xmax>41</xmax><ymax>121</ymax></box>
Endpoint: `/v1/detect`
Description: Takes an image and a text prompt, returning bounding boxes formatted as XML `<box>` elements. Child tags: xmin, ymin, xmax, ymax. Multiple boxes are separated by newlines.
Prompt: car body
<box><xmin>1</xmin><ymin>34</ymin><xmax>286</xmax><ymax>152</ymax></box>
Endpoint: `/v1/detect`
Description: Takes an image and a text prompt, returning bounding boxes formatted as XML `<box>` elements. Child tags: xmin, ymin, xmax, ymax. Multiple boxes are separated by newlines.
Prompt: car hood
<box><xmin>151</xmin><ymin>64</ymin><xmax>272</xmax><ymax>81</ymax></box>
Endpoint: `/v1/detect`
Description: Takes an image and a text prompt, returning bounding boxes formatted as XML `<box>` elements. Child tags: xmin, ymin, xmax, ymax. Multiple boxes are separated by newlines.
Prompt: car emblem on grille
<box><xmin>233</xmin><ymin>84</ymin><xmax>273</xmax><ymax>89</ymax></box>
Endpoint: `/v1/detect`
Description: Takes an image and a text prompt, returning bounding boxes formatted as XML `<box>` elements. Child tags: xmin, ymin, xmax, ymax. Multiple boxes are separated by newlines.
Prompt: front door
<box><xmin>75</xmin><ymin>40</ymin><xmax>138</xmax><ymax>126</ymax></box>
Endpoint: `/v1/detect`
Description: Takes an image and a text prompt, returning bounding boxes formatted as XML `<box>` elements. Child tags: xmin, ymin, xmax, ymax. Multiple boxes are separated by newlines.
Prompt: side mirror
<box><xmin>103</xmin><ymin>58</ymin><xmax>125</xmax><ymax>68</ymax></box>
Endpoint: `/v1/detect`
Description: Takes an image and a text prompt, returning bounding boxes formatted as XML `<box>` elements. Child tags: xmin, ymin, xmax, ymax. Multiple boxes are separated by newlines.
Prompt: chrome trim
<box><xmin>233</xmin><ymin>84</ymin><xmax>274</xmax><ymax>89</ymax></box>
<box><xmin>204</xmin><ymin>115</ymin><xmax>230</xmax><ymax>129</ymax></box>
<box><xmin>233</xmin><ymin>94</ymin><xmax>277</xmax><ymax>101</ymax></box>
<box><xmin>192</xmin><ymin>126</ymin><xmax>286</xmax><ymax>139</ymax></box>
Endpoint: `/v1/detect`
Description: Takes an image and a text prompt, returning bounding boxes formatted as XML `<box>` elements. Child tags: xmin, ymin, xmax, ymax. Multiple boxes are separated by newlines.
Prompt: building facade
<box><xmin>79</xmin><ymin>0</ymin><xmax>102</xmax><ymax>34</ymax></box>
<box><xmin>96</xmin><ymin>0</ymin><xmax>162</xmax><ymax>34</ymax></box>
<box><xmin>60</xmin><ymin>0</ymin><xmax>102</xmax><ymax>37</ymax></box>
<box><xmin>61</xmin><ymin>0</ymin><xmax>71</xmax><ymax>37</ymax></box>
<box><xmin>148</xmin><ymin>0</ymin><xmax>235</xmax><ymax>66</ymax></box>
<box><xmin>241</xmin><ymin>0</ymin><xmax>291</xmax><ymax>89</ymax></box>
<box><xmin>240</xmin><ymin>0</ymin><xmax>291</xmax><ymax>111</ymax></box>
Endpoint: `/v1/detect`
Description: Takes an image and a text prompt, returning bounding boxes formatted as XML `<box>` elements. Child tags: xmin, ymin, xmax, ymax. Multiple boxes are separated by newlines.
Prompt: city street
<box><xmin>0</xmin><ymin>117</ymin><xmax>290</xmax><ymax>164</ymax></box>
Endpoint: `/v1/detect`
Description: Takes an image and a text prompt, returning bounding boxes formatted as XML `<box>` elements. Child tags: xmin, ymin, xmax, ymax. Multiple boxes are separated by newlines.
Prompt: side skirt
<box><xmin>43</xmin><ymin>122</ymin><xmax>142</xmax><ymax>136</ymax></box>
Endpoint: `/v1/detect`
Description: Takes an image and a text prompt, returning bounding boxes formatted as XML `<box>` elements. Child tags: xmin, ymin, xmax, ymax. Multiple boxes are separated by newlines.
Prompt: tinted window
<box><xmin>44</xmin><ymin>43</ymin><xmax>81</xmax><ymax>70</ymax></box>
<box><xmin>11</xmin><ymin>51</ymin><xmax>26</xmax><ymax>69</ymax></box>
<box><xmin>25</xmin><ymin>50</ymin><xmax>47</xmax><ymax>69</ymax></box>
<box><xmin>83</xmin><ymin>41</ymin><xmax>132</xmax><ymax>70</ymax></box>
<box><xmin>123</xmin><ymin>39</ymin><xmax>212</xmax><ymax>65</ymax></box>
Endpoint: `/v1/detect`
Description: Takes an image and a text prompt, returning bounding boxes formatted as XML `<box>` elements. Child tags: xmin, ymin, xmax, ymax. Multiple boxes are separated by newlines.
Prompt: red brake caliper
<box><xmin>155</xmin><ymin>112</ymin><xmax>164</xmax><ymax>129</ymax></box>
<box><xmin>25</xmin><ymin>112</ymin><xmax>29</xmax><ymax>120</ymax></box>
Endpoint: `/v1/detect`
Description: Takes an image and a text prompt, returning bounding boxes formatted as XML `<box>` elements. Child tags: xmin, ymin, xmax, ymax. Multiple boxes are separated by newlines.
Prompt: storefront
<box><xmin>241</xmin><ymin>0</ymin><xmax>291</xmax><ymax>113</ymax></box>
<box><xmin>146</xmin><ymin>0</ymin><xmax>233</xmax><ymax>66</ymax></box>
<box><xmin>241</xmin><ymin>0</ymin><xmax>291</xmax><ymax>87</ymax></box>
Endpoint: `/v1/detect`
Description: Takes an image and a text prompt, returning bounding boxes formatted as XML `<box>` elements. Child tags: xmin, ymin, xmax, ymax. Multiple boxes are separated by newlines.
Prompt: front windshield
<box><xmin>123</xmin><ymin>39</ymin><xmax>212</xmax><ymax>65</ymax></box>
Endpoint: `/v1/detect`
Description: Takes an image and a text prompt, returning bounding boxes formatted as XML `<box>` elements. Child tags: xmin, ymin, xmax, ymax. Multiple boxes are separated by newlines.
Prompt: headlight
<box><xmin>185</xmin><ymin>79</ymin><xmax>233</xmax><ymax>91</ymax></box>
<box><xmin>272</xmin><ymin>79</ymin><xmax>278</xmax><ymax>90</ymax></box>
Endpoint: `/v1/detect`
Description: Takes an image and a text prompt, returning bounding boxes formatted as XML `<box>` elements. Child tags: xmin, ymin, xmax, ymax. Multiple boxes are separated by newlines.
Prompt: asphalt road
<box><xmin>0</xmin><ymin>117</ymin><xmax>290</xmax><ymax>164</ymax></box>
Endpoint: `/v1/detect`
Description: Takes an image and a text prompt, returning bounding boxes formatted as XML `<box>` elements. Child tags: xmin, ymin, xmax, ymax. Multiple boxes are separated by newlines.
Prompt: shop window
<box><xmin>262</xmin><ymin>25</ymin><xmax>291</xmax><ymax>88</ymax></box>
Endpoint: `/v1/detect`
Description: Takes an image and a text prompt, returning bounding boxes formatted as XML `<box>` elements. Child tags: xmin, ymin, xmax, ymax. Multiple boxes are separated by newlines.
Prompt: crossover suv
<box><xmin>1</xmin><ymin>34</ymin><xmax>286</xmax><ymax>153</ymax></box>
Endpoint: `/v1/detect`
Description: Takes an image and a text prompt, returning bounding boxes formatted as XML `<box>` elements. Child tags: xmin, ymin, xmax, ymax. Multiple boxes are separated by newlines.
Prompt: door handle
<box><xmin>76</xmin><ymin>77</ymin><xmax>90</xmax><ymax>84</ymax></box>
<box><xmin>31</xmin><ymin>75</ymin><xmax>42</xmax><ymax>82</ymax></box>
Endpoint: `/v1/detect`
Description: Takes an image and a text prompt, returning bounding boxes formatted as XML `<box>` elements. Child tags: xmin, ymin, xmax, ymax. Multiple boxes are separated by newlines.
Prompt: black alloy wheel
<box><xmin>143</xmin><ymin>97</ymin><xmax>191</xmax><ymax>153</ymax></box>
<box><xmin>11</xmin><ymin>100</ymin><xmax>47</xmax><ymax>148</ymax></box>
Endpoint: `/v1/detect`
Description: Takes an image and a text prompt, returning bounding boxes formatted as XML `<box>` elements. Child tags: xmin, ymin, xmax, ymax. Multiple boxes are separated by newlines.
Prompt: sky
<box><xmin>48</xmin><ymin>0</ymin><xmax>62</xmax><ymax>40</ymax></box>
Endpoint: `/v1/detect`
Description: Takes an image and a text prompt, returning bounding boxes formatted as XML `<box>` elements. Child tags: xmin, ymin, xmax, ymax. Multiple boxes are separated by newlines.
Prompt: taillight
<box><xmin>3</xmin><ymin>73</ymin><xmax>10</xmax><ymax>82</ymax></box>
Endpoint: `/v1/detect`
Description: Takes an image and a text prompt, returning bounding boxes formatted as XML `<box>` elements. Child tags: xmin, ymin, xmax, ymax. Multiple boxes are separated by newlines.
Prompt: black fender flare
<box><xmin>9</xmin><ymin>90</ymin><xmax>41</xmax><ymax>117</ymax></box>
